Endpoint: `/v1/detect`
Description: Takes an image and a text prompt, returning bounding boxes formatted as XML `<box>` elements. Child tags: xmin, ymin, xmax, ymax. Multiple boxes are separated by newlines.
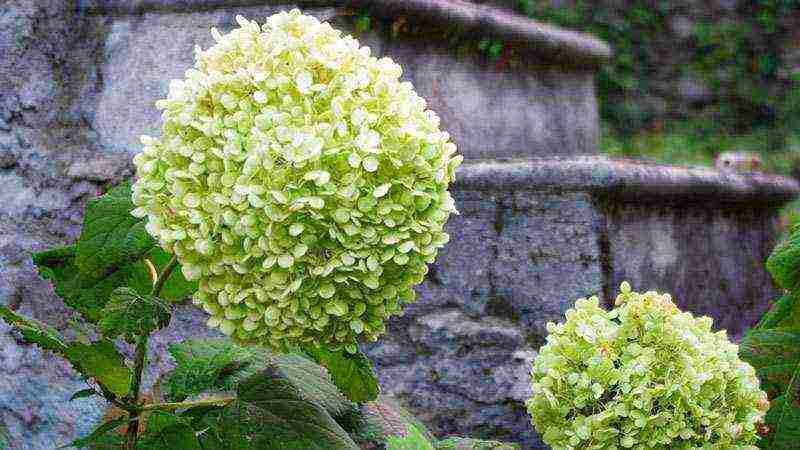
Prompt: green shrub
<box><xmin>527</xmin><ymin>283</ymin><xmax>768</xmax><ymax>449</ymax></box>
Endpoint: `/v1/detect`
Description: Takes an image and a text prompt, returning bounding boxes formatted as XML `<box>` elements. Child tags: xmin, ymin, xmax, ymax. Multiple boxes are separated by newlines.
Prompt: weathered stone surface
<box><xmin>364</xmin><ymin>190</ymin><xmax>603</xmax><ymax>449</ymax></box>
<box><xmin>604</xmin><ymin>200</ymin><xmax>781</xmax><ymax>338</ymax></box>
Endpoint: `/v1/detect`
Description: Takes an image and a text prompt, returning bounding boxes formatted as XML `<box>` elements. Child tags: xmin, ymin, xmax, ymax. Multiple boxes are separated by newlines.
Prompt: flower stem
<box><xmin>141</xmin><ymin>396</ymin><xmax>235</xmax><ymax>412</ymax></box>
<box><xmin>125</xmin><ymin>255</ymin><xmax>179</xmax><ymax>450</ymax></box>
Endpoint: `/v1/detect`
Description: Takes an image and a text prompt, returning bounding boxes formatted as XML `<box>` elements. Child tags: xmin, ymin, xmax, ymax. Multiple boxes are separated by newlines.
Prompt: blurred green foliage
<box><xmin>519</xmin><ymin>0</ymin><xmax>799</xmax><ymax>147</ymax></box>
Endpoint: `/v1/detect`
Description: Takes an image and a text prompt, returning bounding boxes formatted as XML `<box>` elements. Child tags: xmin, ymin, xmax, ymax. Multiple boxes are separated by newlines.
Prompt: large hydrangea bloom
<box><xmin>131</xmin><ymin>10</ymin><xmax>462</xmax><ymax>351</ymax></box>
<box><xmin>527</xmin><ymin>283</ymin><xmax>768</xmax><ymax>450</ymax></box>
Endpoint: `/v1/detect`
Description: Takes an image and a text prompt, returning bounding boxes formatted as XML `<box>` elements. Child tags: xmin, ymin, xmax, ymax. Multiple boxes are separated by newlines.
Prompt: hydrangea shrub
<box><xmin>131</xmin><ymin>10</ymin><xmax>462</xmax><ymax>351</ymax></box>
<box><xmin>527</xmin><ymin>282</ymin><xmax>769</xmax><ymax>449</ymax></box>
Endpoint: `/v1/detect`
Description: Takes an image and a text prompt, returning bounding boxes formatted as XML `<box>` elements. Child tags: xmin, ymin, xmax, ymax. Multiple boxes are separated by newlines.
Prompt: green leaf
<box><xmin>192</xmin><ymin>367</ymin><xmax>359</xmax><ymax>450</ymax></box>
<box><xmin>762</xmin><ymin>393</ymin><xmax>800</xmax><ymax>449</ymax></box>
<box><xmin>34</xmin><ymin>245</ymin><xmax>138</xmax><ymax>322</ymax></box>
<box><xmin>69</xmin><ymin>388</ymin><xmax>98</xmax><ymax>402</ymax></box>
<box><xmin>741</xmin><ymin>328</ymin><xmax>800</xmax><ymax>388</ymax></box>
<box><xmin>741</xmin><ymin>327</ymin><xmax>800</xmax><ymax>449</ymax></box>
<box><xmin>303</xmin><ymin>346</ymin><xmax>380</xmax><ymax>403</ymax></box>
<box><xmin>99</xmin><ymin>287</ymin><xmax>171</xmax><ymax>340</ymax></box>
<box><xmin>61</xmin><ymin>417</ymin><xmax>126</xmax><ymax>449</ymax></box>
<box><xmin>352</xmin><ymin>395</ymin><xmax>433</xmax><ymax>446</ymax></box>
<box><xmin>75</xmin><ymin>182</ymin><xmax>156</xmax><ymax>278</ymax></box>
<box><xmin>0</xmin><ymin>304</ymin><xmax>68</xmax><ymax>353</ymax></box>
<box><xmin>767</xmin><ymin>230</ymin><xmax>800</xmax><ymax>290</ymax></box>
<box><xmin>161</xmin><ymin>339</ymin><xmax>356</xmax><ymax>420</ymax></box>
<box><xmin>137</xmin><ymin>411</ymin><xmax>201</xmax><ymax>450</ymax></box>
<box><xmin>65</xmin><ymin>340</ymin><xmax>132</xmax><ymax>399</ymax></box>
<box><xmin>756</xmin><ymin>293</ymin><xmax>800</xmax><ymax>329</ymax></box>
<box><xmin>386</xmin><ymin>425</ymin><xmax>435</xmax><ymax>450</ymax></box>
<box><xmin>33</xmin><ymin>246</ymin><xmax>194</xmax><ymax>323</ymax></box>
<box><xmin>0</xmin><ymin>424</ymin><xmax>9</xmax><ymax>450</ymax></box>
<box><xmin>435</xmin><ymin>437</ymin><xmax>520</xmax><ymax>450</ymax></box>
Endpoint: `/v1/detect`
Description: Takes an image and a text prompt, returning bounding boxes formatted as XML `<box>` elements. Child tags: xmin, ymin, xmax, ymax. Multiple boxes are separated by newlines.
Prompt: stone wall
<box><xmin>0</xmin><ymin>1</ymin><xmax>796</xmax><ymax>449</ymax></box>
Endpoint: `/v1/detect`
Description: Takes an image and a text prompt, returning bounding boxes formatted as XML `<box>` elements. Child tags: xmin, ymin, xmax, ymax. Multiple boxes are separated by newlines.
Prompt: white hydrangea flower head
<box><xmin>131</xmin><ymin>10</ymin><xmax>462</xmax><ymax>351</ymax></box>
<box><xmin>526</xmin><ymin>283</ymin><xmax>769</xmax><ymax>450</ymax></box>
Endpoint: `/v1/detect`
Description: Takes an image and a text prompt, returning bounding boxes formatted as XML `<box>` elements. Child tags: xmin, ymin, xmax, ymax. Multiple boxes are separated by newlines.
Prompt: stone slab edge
<box><xmin>77</xmin><ymin>0</ymin><xmax>611</xmax><ymax>69</ymax></box>
<box><xmin>456</xmin><ymin>157</ymin><xmax>800</xmax><ymax>204</ymax></box>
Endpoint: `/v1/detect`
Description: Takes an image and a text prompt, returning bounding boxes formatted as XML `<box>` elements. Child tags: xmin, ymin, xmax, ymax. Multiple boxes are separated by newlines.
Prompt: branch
<box><xmin>125</xmin><ymin>255</ymin><xmax>179</xmax><ymax>449</ymax></box>
<box><xmin>141</xmin><ymin>396</ymin><xmax>235</xmax><ymax>412</ymax></box>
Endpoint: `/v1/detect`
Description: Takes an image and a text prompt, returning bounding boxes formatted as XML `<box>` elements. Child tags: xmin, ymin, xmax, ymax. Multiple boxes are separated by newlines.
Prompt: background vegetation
<box><xmin>510</xmin><ymin>0</ymin><xmax>800</xmax><ymax>173</ymax></box>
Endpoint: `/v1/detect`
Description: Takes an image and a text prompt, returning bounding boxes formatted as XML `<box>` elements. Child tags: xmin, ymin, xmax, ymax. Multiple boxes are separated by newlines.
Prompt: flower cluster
<box><xmin>131</xmin><ymin>10</ymin><xmax>461</xmax><ymax>351</ymax></box>
<box><xmin>526</xmin><ymin>283</ymin><xmax>769</xmax><ymax>450</ymax></box>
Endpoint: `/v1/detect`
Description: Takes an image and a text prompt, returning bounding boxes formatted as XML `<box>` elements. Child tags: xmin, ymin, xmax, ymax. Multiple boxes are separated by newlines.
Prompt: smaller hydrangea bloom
<box><xmin>526</xmin><ymin>283</ymin><xmax>769</xmax><ymax>450</ymax></box>
<box><xmin>132</xmin><ymin>10</ymin><xmax>462</xmax><ymax>351</ymax></box>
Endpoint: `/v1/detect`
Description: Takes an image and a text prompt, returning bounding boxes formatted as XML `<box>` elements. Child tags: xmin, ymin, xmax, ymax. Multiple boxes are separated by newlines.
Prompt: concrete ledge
<box><xmin>351</xmin><ymin>0</ymin><xmax>612</xmax><ymax>68</ymax></box>
<box><xmin>456</xmin><ymin>157</ymin><xmax>800</xmax><ymax>204</ymax></box>
<box><xmin>78</xmin><ymin>0</ymin><xmax>611</xmax><ymax>68</ymax></box>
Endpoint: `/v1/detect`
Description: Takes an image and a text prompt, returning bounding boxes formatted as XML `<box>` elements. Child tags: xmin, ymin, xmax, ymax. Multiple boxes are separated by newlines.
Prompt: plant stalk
<box><xmin>141</xmin><ymin>396</ymin><xmax>235</xmax><ymax>412</ymax></box>
<box><xmin>125</xmin><ymin>256</ymin><xmax>179</xmax><ymax>450</ymax></box>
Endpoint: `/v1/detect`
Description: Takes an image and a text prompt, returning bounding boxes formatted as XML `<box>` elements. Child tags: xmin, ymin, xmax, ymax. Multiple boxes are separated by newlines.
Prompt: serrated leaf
<box><xmin>137</xmin><ymin>411</ymin><xmax>201</xmax><ymax>450</ymax></box>
<box><xmin>436</xmin><ymin>437</ymin><xmax>520</xmax><ymax>450</ymax></box>
<box><xmin>162</xmin><ymin>339</ymin><xmax>266</xmax><ymax>402</ymax></box>
<box><xmin>75</xmin><ymin>182</ymin><xmax>155</xmax><ymax>278</ymax></box>
<box><xmin>34</xmin><ymin>246</ymin><xmax>139</xmax><ymax>322</ymax></box>
<box><xmin>192</xmin><ymin>367</ymin><xmax>359</xmax><ymax>450</ymax></box>
<box><xmin>65</xmin><ymin>340</ymin><xmax>132</xmax><ymax>398</ymax></box>
<box><xmin>352</xmin><ymin>395</ymin><xmax>433</xmax><ymax>446</ymax></box>
<box><xmin>99</xmin><ymin>287</ymin><xmax>171</xmax><ymax>340</ymax></box>
<box><xmin>69</xmin><ymin>388</ymin><xmax>98</xmax><ymax>402</ymax></box>
<box><xmin>161</xmin><ymin>339</ymin><xmax>356</xmax><ymax>421</ymax></box>
<box><xmin>767</xmin><ymin>230</ymin><xmax>800</xmax><ymax>290</ymax></box>
<box><xmin>0</xmin><ymin>306</ymin><xmax>130</xmax><ymax>402</ymax></box>
<box><xmin>33</xmin><ymin>246</ymin><xmax>193</xmax><ymax>323</ymax></box>
<box><xmin>0</xmin><ymin>304</ymin><xmax>68</xmax><ymax>353</ymax></box>
<box><xmin>303</xmin><ymin>346</ymin><xmax>380</xmax><ymax>403</ymax></box>
<box><xmin>61</xmin><ymin>416</ymin><xmax>126</xmax><ymax>449</ymax></box>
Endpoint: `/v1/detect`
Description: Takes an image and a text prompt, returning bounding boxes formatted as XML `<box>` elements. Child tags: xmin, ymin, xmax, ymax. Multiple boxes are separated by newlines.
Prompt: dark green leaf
<box><xmin>741</xmin><ymin>329</ymin><xmax>800</xmax><ymax>388</ymax></box>
<box><xmin>162</xmin><ymin>339</ymin><xmax>356</xmax><ymax>420</ymax></box>
<box><xmin>303</xmin><ymin>346</ymin><xmax>380</xmax><ymax>403</ymax></box>
<box><xmin>99</xmin><ymin>287</ymin><xmax>171</xmax><ymax>340</ymax></box>
<box><xmin>137</xmin><ymin>411</ymin><xmax>200</xmax><ymax>450</ymax></box>
<box><xmin>741</xmin><ymin>326</ymin><xmax>800</xmax><ymax>449</ymax></box>
<box><xmin>34</xmin><ymin>245</ymin><xmax>140</xmax><ymax>322</ymax></box>
<box><xmin>0</xmin><ymin>305</ymin><xmax>131</xmax><ymax>400</ymax></box>
<box><xmin>756</xmin><ymin>293</ymin><xmax>800</xmax><ymax>329</ymax></box>
<box><xmin>61</xmin><ymin>417</ymin><xmax>126</xmax><ymax>449</ymax></box>
<box><xmin>0</xmin><ymin>304</ymin><xmax>68</xmax><ymax>353</ymax></box>
<box><xmin>75</xmin><ymin>182</ymin><xmax>155</xmax><ymax>278</ymax></box>
<box><xmin>762</xmin><ymin>393</ymin><xmax>800</xmax><ymax>449</ymax></box>
<box><xmin>162</xmin><ymin>339</ymin><xmax>267</xmax><ymax>402</ymax></box>
<box><xmin>33</xmin><ymin>246</ymin><xmax>193</xmax><ymax>323</ymax></box>
<box><xmin>69</xmin><ymin>388</ymin><xmax>98</xmax><ymax>402</ymax></box>
<box><xmin>767</xmin><ymin>230</ymin><xmax>800</xmax><ymax>290</ymax></box>
<box><xmin>192</xmin><ymin>367</ymin><xmax>359</xmax><ymax>450</ymax></box>
<box><xmin>65</xmin><ymin>340</ymin><xmax>132</xmax><ymax>399</ymax></box>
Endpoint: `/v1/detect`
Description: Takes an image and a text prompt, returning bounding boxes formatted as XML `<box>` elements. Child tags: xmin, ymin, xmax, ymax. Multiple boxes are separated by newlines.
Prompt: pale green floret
<box><xmin>526</xmin><ymin>283</ymin><xmax>769</xmax><ymax>450</ymax></box>
<box><xmin>131</xmin><ymin>10</ymin><xmax>461</xmax><ymax>351</ymax></box>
